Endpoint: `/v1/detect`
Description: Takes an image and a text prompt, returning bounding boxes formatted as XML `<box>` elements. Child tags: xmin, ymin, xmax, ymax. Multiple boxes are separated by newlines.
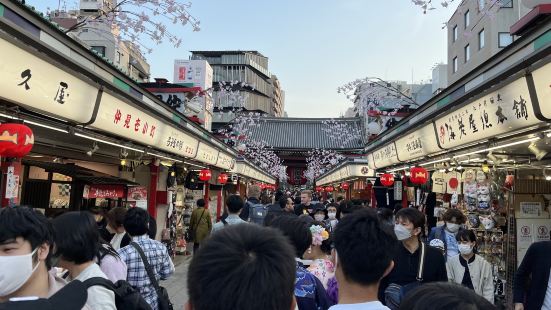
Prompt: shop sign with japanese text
<box><xmin>372</xmin><ymin>143</ymin><xmax>399</xmax><ymax>168</ymax></box>
<box><xmin>529</xmin><ymin>62</ymin><xmax>551</xmax><ymax>120</ymax></box>
<box><xmin>92</xmin><ymin>92</ymin><xmax>163</xmax><ymax>146</ymax></box>
<box><xmin>434</xmin><ymin>77</ymin><xmax>538</xmax><ymax>149</ymax></box>
<box><xmin>83</xmin><ymin>185</ymin><xmax>125</xmax><ymax>199</ymax></box>
<box><xmin>0</xmin><ymin>38</ymin><xmax>97</xmax><ymax>123</ymax></box>
<box><xmin>196</xmin><ymin>142</ymin><xmax>219</xmax><ymax>165</ymax></box>
<box><xmin>156</xmin><ymin>126</ymin><xmax>199</xmax><ymax>158</ymax></box>
<box><xmin>395</xmin><ymin>124</ymin><xmax>440</xmax><ymax>161</ymax></box>
<box><xmin>216</xmin><ymin>152</ymin><xmax>235</xmax><ymax>170</ymax></box>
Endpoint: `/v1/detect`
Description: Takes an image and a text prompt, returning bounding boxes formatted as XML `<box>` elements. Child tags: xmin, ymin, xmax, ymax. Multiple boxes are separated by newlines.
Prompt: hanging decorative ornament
<box><xmin>409</xmin><ymin>166</ymin><xmax>429</xmax><ymax>185</ymax></box>
<box><xmin>217</xmin><ymin>173</ymin><xmax>228</xmax><ymax>185</ymax></box>
<box><xmin>341</xmin><ymin>183</ymin><xmax>350</xmax><ymax>190</ymax></box>
<box><xmin>380</xmin><ymin>173</ymin><xmax>395</xmax><ymax>187</ymax></box>
<box><xmin>315</xmin><ymin>186</ymin><xmax>324</xmax><ymax>192</ymax></box>
<box><xmin>198</xmin><ymin>169</ymin><xmax>212</xmax><ymax>182</ymax></box>
<box><xmin>0</xmin><ymin>123</ymin><xmax>34</xmax><ymax>158</ymax></box>
<box><xmin>325</xmin><ymin>186</ymin><xmax>334</xmax><ymax>192</ymax></box>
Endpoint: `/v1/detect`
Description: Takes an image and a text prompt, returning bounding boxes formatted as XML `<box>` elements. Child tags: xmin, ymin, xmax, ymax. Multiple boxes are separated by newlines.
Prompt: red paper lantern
<box><xmin>217</xmin><ymin>173</ymin><xmax>228</xmax><ymax>185</ymax></box>
<box><xmin>198</xmin><ymin>169</ymin><xmax>212</xmax><ymax>182</ymax></box>
<box><xmin>315</xmin><ymin>186</ymin><xmax>324</xmax><ymax>192</ymax></box>
<box><xmin>0</xmin><ymin>123</ymin><xmax>34</xmax><ymax>158</ymax></box>
<box><xmin>325</xmin><ymin>186</ymin><xmax>334</xmax><ymax>192</ymax></box>
<box><xmin>341</xmin><ymin>183</ymin><xmax>350</xmax><ymax>190</ymax></box>
<box><xmin>409</xmin><ymin>166</ymin><xmax>428</xmax><ymax>185</ymax></box>
<box><xmin>380</xmin><ymin>173</ymin><xmax>395</xmax><ymax>187</ymax></box>
<box><xmin>448</xmin><ymin>177</ymin><xmax>459</xmax><ymax>189</ymax></box>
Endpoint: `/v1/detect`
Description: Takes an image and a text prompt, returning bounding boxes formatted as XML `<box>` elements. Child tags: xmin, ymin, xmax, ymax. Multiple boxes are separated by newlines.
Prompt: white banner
<box><xmin>196</xmin><ymin>142</ymin><xmax>219</xmax><ymax>166</ymax></box>
<box><xmin>395</xmin><ymin>124</ymin><xmax>440</xmax><ymax>161</ymax></box>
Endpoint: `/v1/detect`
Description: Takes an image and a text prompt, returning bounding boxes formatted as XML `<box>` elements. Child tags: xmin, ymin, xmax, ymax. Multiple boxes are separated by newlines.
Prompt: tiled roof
<box><xmin>246</xmin><ymin>117</ymin><xmax>366</xmax><ymax>150</ymax></box>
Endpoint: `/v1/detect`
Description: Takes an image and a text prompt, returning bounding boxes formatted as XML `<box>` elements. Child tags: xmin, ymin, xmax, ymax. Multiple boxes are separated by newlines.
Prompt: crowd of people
<box><xmin>1</xmin><ymin>186</ymin><xmax>549</xmax><ymax>310</ymax></box>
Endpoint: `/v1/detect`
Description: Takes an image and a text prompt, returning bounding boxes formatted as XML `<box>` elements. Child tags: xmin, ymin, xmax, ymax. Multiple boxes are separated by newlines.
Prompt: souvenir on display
<box><xmin>468</xmin><ymin>214</ymin><xmax>481</xmax><ymax>228</ymax></box>
<box><xmin>480</xmin><ymin>215</ymin><xmax>495</xmax><ymax>230</ymax></box>
<box><xmin>451</xmin><ymin>192</ymin><xmax>459</xmax><ymax>206</ymax></box>
<box><xmin>462</xmin><ymin>169</ymin><xmax>476</xmax><ymax>184</ymax></box>
<box><xmin>476</xmin><ymin>170</ymin><xmax>487</xmax><ymax>183</ymax></box>
<box><xmin>478</xmin><ymin>201</ymin><xmax>490</xmax><ymax>211</ymax></box>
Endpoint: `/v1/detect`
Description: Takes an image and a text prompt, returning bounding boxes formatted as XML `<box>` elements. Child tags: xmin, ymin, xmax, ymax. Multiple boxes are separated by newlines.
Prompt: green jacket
<box><xmin>189</xmin><ymin>207</ymin><xmax>212</xmax><ymax>243</ymax></box>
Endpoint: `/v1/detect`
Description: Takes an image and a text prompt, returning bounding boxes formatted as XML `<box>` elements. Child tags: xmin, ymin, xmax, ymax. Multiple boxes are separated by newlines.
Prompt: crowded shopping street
<box><xmin>1</xmin><ymin>0</ymin><xmax>551</xmax><ymax>309</ymax></box>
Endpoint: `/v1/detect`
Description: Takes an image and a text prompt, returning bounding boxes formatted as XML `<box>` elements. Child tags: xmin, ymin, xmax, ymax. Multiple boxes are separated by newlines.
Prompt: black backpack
<box><xmin>84</xmin><ymin>277</ymin><xmax>152</xmax><ymax>310</ymax></box>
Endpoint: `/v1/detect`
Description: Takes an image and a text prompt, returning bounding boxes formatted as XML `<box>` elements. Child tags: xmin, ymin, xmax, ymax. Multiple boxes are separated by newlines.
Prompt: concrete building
<box><xmin>49</xmin><ymin>0</ymin><xmax>150</xmax><ymax>82</ymax></box>
<box><xmin>190</xmin><ymin>51</ymin><xmax>283</xmax><ymax>127</ymax></box>
<box><xmin>432</xmin><ymin>63</ymin><xmax>448</xmax><ymax>95</ymax></box>
<box><xmin>447</xmin><ymin>0</ymin><xmax>530</xmax><ymax>85</ymax></box>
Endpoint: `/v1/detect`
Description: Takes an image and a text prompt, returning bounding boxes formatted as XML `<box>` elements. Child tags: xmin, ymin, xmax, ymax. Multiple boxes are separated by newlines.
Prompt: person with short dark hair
<box><xmin>51</xmin><ymin>211</ymin><xmax>116</xmax><ymax>309</ymax></box>
<box><xmin>269</xmin><ymin>216</ymin><xmax>332</xmax><ymax>310</ymax></box>
<box><xmin>428</xmin><ymin>208</ymin><xmax>467</xmax><ymax>259</ymax></box>
<box><xmin>313</xmin><ymin>205</ymin><xmax>328</xmax><ymax>222</ymax></box>
<box><xmin>106</xmin><ymin>207</ymin><xmax>130</xmax><ymax>250</ymax></box>
<box><xmin>187</xmin><ymin>224</ymin><xmax>297</xmax><ymax>310</ymax></box>
<box><xmin>381</xmin><ymin>208</ymin><xmax>447</xmax><ymax>309</ymax></box>
<box><xmin>0</xmin><ymin>206</ymin><xmax>64</xmax><ymax>302</ymax></box>
<box><xmin>118</xmin><ymin>207</ymin><xmax>175</xmax><ymax>310</ymax></box>
<box><xmin>324</xmin><ymin>203</ymin><xmax>340</xmax><ymax>232</ymax></box>
<box><xmin>189</xmin><ymin>199</ymin><xmax>212</xmax><ymax>253</ymax></box>
<box><xmin>377</xmin><ymin>208</ymin><xmax>394</xmax><ymax>230</ymax></box>
<box><xmin>329</xmin><ymin>209</ymin><xmax>396</xmax><ymax>310</ymax></box>
<box><xmin>340</xmin><ymin>201</ymin><xmax>361</xmax><ymax>218</ymax></box>
<box><xmin>513</xmin><ymin>240</ymin><xmax>551</xmax><ymax>310</ymax></box>
<box><xmin>399</xmin><ymin>282</ymin><xmax>497</xmax><ymax>310</ymax></box>
<box><xmin>264</xmin><ymin>195</ymin><xmax>297</xmax><ymax>226</ymax></box>
<box><xmin>213</xmin><ymin>195</ymin><xmax>246</xmax><ymax>232</ymax></box>
<box><xmin>446</xmin><ymin>230</ymin><xmax>494</xmax><ymax>303</ymax></box>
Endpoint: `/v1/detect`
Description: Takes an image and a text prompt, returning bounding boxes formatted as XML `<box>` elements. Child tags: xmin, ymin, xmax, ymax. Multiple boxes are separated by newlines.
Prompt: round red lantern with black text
<box><xmin>198</xmin><ymin>169</ymin><xmax>212</xmax><ymax>182</ymax></box>
<box><xmin>380</xmin><ymin>173</ymin><xmax>394</xmax><ymax>187</ymax></box>
<box><xmin>217</xmin><ymin>173</ymin><xmax>228</xmax><ymax>185</ymax></box>
<box><xmin>315</xmin><ymin>186</ymin><xmax>324</xmax><ymax>192</ymax></box>
<box><xmin>325</xmin><ymin>186</ymin><xmax>334</xmax><ymax>192</ymax></box>
<box><xmin>341</xmin><ymin>183</ymin><xmax>350</xmax><ymax>190</ymax></box>
<box><xmin>409</xmin><ymin>167</ymin><xmax>428</xmax><ymax>185</ymax></box>
<box><xmin>0</xmin><ymin>123</ymin><xmax>34</xmax><ymax>158</ymax></box>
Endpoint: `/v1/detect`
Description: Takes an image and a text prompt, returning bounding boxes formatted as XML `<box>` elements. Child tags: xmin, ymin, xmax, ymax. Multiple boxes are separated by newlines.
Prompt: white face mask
<box><xmin>394</xmin><ymin>224</ymin><xmax>412</xmax><ymax>241</ymax></box>
<box><xmin>446</xmin><ymin>223</ymin><xmax>460</xmax><ymax>233</ymax></box>
<box><xmin>314</xmin><ymin>214</ymin><xmax>326</xmax><ymax>222</ymax></box>
<box><xmin>0</xmin><ymin>248</ymin><xmax>40</xmax><ymax>297</ymax></box>
<box><xmin>327</xmin><ymin>212</ymin><xmax>337</xmax><ymax>220</ymax></box>
<box><xmin>458</xmin><ymin>244</ymin><xmax>474</xmax><ymax>255</ymax></box>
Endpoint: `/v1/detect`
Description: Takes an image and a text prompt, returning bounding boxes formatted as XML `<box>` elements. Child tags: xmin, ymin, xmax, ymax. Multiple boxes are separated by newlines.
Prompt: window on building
<box><xmin>479</xmin><ymin>29</ymin><xmax>485</xmax><ymax>49</ymax></box>
<box><xmin>453</xmin><ymin>57</ymin><xmax>458</xmax><ymax>73</ymax></box>
<box><xmin>453</xmin><ymin>25</ymin><xmax>458</xmax><ymax>42</ymax></box>
<box><xmin>479</xmin><ymin>0</ymin><xmax>485</xmax><ymax>10</ymax></box>
<box><xmin>464</xmin><ymin>10</ymin><xmax>470</xmax><ymax>29</ymax></box>
<box><xmin>498</xmin><ymin>32</ymin><xmax>513</xmax><ymax>48</ymax></box>
<box><xmin>91</xmin><ymin>46</ymin><xmax>106</xmax><ymax>57</ymax></box>
<box><xmin>465</xmin><ymin>44</ymin><xmax>470</xmax><ymax>62</ymax></box>
<box><xmin>499</xmin><ymin>0</ymin><xmax>513</xmax><ymax>8</ymax></box>
<box><xmin>116</xmin><ymin>51</ymin><xmax>121</xmax><ymax>63</ymax></box>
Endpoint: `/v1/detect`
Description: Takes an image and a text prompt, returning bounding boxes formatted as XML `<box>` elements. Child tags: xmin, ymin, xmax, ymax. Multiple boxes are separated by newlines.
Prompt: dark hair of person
<box><xmin>197</xmin><ymin>199</ymin><xmax>206</xmax><ymax>208</ymax></box>
<box><xmin>336</xmin><ymin>196</ymin><xmax>344</xmax><ymax>202</ymax></box>
<box><xmin>400</xmin><ymin>282</ymin><xmax>497</xmax><ymax>310</ymax></box>
<box><xmin>333</xmin><ymin>209</ymin><xmax>397</xmax><ymax>286</ymax></box>
<box><xmin>106</xmin><ymin>207</ymin><xmax>127</xmax><ymax>228</ymax></box>
<box><xmin>340</xmin><ymin>200</ymin><xmax>362</xmax><ymax>215</ymax></box>
<box><xmin>326</xmin><ymin>203</ymin><xmax>341</xmax><ymax>219</ymax></box>
<box><xmin>260</xmin><ymin>193</ymin><xmax>272</xmax><ymax>205</ymax></box>
<box><xmin>456</xmin><ymin>229</ymin><xmax>477</xmax><ymax>243</ymax></box>
<box><xmin>395</xmin><ymin>207</ymin><xmax>426</xmax><ymax>230</ymax></box>
<box><xmin>274</xmin><ymin>190</ymin><xmax>285</xmax><ymax>202</ymax></box>
<box><xmin>97</xmin><ymin>242</ymin><xmax>121</xmax><ymax>265</ymax></box>
<box><xmin>227</xmin><ymin>195</ymin><xmax>244</xmax><ymax>213</ymax></box>
<box><xmin>269</xmin><ymin>216</ymin><xmax>312</xmax><ymax>258</ymax></box>
<box><xmin>51</xmin><ymin>212</ymin><xmax>100</xmax><ymax>264</ymax></box>
<box><xmin>443</xmin><ymin>208</ymin><xmax>467</xmax><ymax>224</ymax></box>
<box><xmin>377</xmin><ymin>207</ymin><xmax>394</xmax><ymax>223</ymax></box>
<box><xmin>278</xmin><ymin>196</ymin><xmax>289</xmax><ymax>209</ymax></box>
<box><xmin>188</xmin><ymin>224</ymin><xmax>296</xmax><ymax>310</ymax></box>
<box><xmin>123</xmin><ymin>207</ymin><xmax>150</xmax><ymax>237</ymax></box>
<box><xmin>0</xmin><ymin>206</ymin><xmax>55</xmax><ymax>269</ymax></box>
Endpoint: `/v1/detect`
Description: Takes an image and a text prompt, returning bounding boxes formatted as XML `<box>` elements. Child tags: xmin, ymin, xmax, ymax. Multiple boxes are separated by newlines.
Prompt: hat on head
<box><xmin>0</xmin><ymin>280</ymin><xmax>88</xmax><ymax>310</ymax></box>
<box><xmin>429</xmin><ymin>239</ymin><xmax>445</xmax><ymax>253</ymax></box>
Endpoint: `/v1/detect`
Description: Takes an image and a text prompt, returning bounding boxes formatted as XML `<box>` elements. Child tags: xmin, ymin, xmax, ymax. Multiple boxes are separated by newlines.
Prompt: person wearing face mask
<box><xmin>313</xmin><ymin>206</ymin><xmax>328</xmax><ymax>223</ymax></box>
<box><xmin>380</xmin><ymin>208</ymin><xmax>447</xmax><ymax>309</ymax></box>
<box><xmin>428</xmin><ymin>209</ymin><xmax>467</xmax><ymax>260</ymax></box>
<box><xmin>446</xmin><ymin>230</ymin><xmax>494</xmax><ymax>304</ymax></box>
<box><xmin>324</xmin><ymin>204</ymin><xmax>340</xmax><ymax>232</ymax></box>
<box><xmin>0</xmin><ymin>206</ymin><xmax>67</xmax><ymax>302</ymax></box>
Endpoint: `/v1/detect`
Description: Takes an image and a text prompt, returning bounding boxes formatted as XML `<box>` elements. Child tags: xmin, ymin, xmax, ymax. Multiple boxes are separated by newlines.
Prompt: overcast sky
<box><xmin>31</xmin><ymin>0</ymin><xmax>457</xmax><ymax>118</ymax></box>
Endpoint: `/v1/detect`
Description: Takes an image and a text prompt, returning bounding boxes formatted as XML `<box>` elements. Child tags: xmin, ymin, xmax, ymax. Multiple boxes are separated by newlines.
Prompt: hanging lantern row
<box><xmin>315</xmin><ymin>186</ymin><xmax>324</xmax><ymax>192</ymax></box>
<box><xmin>198</xmin><ymin>169</ymin><xmax>212</xmax><ymax>182</ymax></box>
<box><xmin>217</xmin><ymin>173</ymin><xmax>228</xmax><ymax>185</ymax></box>
<box><xmin>409</xmin><ymin>166</ymin><xmax>428</xmax><ymax>185</ymax></box>
<box><xmin>341</xmin><ymin>182</ymin><xmax>350</xmax><ymax>190</ymax></box>
<box><xmin>325</xmin><ymin>186</ymin><xmax>334</xmax><ymax>192</ymax></box>
<box><xmin>0</xmin><ymin>123</ymin><xmax>34</xmax><ymax>158</ymax></box>
<box><xmin>380</xmin><ymin>173</ymin><xmax>395</xmax><ymax>187</ymax></box>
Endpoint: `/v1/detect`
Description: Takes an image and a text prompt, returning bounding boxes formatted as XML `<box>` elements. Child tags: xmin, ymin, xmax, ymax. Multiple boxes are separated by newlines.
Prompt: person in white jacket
<box><xmin>446</xmin><ymin>229</ymin><xmax>494</xmax><ymax>304</ymax></box>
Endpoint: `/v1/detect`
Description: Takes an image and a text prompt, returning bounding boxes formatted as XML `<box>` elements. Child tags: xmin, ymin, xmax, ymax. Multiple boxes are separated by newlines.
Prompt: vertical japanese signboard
<box><xmin>0</xmin><ymin>38</ymin><xmax>98</xmax><ymax>123</ymax></box>
<box><xmin>434</xmin><ymin>77</ymin><xmax>539</xmax><ymax>149</ymax></box>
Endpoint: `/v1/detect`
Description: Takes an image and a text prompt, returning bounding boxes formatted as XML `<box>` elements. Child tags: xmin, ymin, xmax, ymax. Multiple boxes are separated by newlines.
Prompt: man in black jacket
<box><xmin>294</xmin><ymin>190</ymin><xmax>315</xmax><ymax>216</ymax></box>
<box><xmin>513</xmin><ymin>240</ymin><xmax>551</xmax><ymax>310</ymax></box>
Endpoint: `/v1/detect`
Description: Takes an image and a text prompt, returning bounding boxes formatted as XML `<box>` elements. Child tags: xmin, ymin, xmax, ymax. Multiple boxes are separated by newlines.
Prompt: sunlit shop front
<box><xmin>315</xmin><ymin>159</ymin><xmax>375</xmax><ymax>203</ymax></box>
<box><xmin>364</xmin><ymin>14</ymin><xmax>551</xmax><ymax>307</ymax></box>
<box><xmin>0</xmin><ymin>1</ymin><xmax>238</xmax><ymax>254</ymax></box>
